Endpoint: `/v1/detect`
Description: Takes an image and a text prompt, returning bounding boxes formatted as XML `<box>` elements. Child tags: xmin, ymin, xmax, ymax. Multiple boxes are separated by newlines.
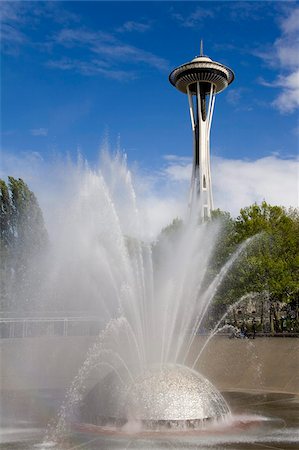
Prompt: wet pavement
<box><xmin>1</xmin><ymin>391</ymin><xmax>299</xmax><ymax>449</ymax></box>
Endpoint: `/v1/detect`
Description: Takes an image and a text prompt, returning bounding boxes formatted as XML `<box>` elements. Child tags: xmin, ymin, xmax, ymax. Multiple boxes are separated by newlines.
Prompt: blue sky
<box><xmin>1</xmin><ymin>1</ymin><xmax>298</xmax><ymax>224</ymax></box>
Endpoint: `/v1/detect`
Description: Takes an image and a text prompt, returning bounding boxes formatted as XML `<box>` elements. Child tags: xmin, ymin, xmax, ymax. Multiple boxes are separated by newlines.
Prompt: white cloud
<box><xmin>212</xmin><ymin>155</ymin><xmax>299</xmax><ymax>215</ymax></box>
<box><xmin>172</xmin><ymin>7</ymin><xmax>214</xmax><ymax>28</ymax></box>
<box><xmin>52</xmin><ymin>27</ymin><xmax>169</xmax><ymax>73</ymax></box>
<box><xmin>272</xmin><ymin>70</ymin><xmax>299</xmax><ymax>113</ymax></box>
<box><xmin>225</xmin><ymin>88</ymin><xmax>252</xmax><ymax>111</ymax></box>
<box><xmin>274</xmin><ymin>36</ymin><xmax>299</xmax><ymax>70</ymax></box>
<box><xmin>0</xmin><ymin>1</ymin><xmax>79</xmax><ymax>54</ymax></box>
<box><xmin>0</xmin><ymin>1</ymin><xmax>79</xmax><ymax>26</ymax></box>
<box><xmin>172</xmin><ymin>2</ymin><xmax>263</xmax><ymax>29</ymax></box>
<box><xmin>159</xmin><ymin>154</ymin><xmax>299</xmax><ymax>216</ymax></box>
<box><xmin>227</xmin><ymin>1</ymin><xmax>264</xmax><ymax>21</ymax></box>
<box><xmin>226</xmin><ymin>89</ymin><xmax>243</xmax><ymax>107</ymax></box>
<box><xmin>0</xmin><ymin>149</ymin><xmax>186</xmax><ymax>240</ymax></box>
<box><xmin>117</xmin><ymin>21</ymin><xmax>151</xmax><ymax>33</ymax></box>
<box><xmin>1</xmin><ymin>23</ymin><xmax>27</xmax><ymax>55</ymax></box>
<box><xmin>1</xmin><ymin>3</ymin><xmax>167</xmax><ymax>76</ymax></box>
<box><xmin>280</xmin><ymin>7</ymin><xmax>299</xmax><ymax>34</ymax></box>
<box><xmin>30</xmin><ymin>128</ymin><xmax>48</xmax><ymax>136</ymax></box>
<box><xmin>46</xmin><ymin>58</ymin><xmax>136</xmax><ymax>80</ymax></box>
<box><xmin>1</xmin><ymin>150</ymin><xmax>297</xmax><ymax>240</ymax></box>
<box><xmin>0</xmin><ymin>1</ymin><xmax>27</xmax><ymax>24</ymax></box>
<box><xmin>163</xmin><ymin>159</ymin><xmax>191</xmax><ymax>182</ymax></box>
<box><xmin>256</xmin><ymin>6</ymin><xmax>299</xmax><ymax>114</ymax></box>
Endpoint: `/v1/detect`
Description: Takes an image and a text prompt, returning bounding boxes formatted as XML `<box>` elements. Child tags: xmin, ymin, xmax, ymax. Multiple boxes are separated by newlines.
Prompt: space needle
<box><xmin>169</xmin><ymin>42</ymin><xmax>234</xmax><ymax>220</ymax></box>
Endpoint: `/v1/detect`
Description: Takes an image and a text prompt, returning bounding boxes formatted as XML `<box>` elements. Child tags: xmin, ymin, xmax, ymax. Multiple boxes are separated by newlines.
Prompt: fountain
<box><xmin>1</xmin><ymin>151</ymin><xmax>298</xmax><ymax>450</ymax></box>
<box><xmin>32</xmin><ymin>149</ymin><xmax>251</xmax><ymax>443</ymax></box>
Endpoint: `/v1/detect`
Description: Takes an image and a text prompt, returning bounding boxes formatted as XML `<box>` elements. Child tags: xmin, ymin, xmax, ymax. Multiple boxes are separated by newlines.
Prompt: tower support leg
<box><xmin>187</xmin><ymin>83</ymin><xmax>215</xmax><ymax>221</ymax></box>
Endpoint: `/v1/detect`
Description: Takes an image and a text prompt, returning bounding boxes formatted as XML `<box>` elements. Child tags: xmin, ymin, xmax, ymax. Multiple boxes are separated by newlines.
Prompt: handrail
<box><xmin>0</xmin><ymin>317</ymin><xmax>105</xmax><ymax>339</ymax></box>
<box><xmin>0</xmin><ymin>316</ymin><xmax>103</xmax><ymax>322</ymax></box>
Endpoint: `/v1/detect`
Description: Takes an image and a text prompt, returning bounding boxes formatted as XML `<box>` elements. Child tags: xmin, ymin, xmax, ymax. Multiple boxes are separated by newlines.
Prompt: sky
<box><xmin>1</xmin><ymin>0</ymin><xmax>298</xmax><ymax>232</ymax></box>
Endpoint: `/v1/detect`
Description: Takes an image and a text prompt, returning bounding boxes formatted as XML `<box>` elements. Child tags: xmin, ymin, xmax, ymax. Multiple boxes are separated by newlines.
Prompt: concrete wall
<box><xmin>1</xmin><ymin>336</ymin><xmax>298</xmax><ymax>394</ymax></box>
<box><xmin>195</xmin><ymin>337</ymin><xmax>299</xmax><ymax>394</ymax></box>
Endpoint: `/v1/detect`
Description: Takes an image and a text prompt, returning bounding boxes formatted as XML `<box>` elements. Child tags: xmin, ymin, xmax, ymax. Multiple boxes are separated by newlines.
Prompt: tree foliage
<box><xmin>212</xmin><ymin>201</ymin><xmax>299</xmax><ymax>309</ymax></box>
<box><xmin>154</xmin><ymin>203</ymin><xmax>298</xmax><ymax>313</ymax></box>
<box><xmin>0</xmin><ymin>177</ymin><xmax>48</xmax><ymax>311</ymax></box>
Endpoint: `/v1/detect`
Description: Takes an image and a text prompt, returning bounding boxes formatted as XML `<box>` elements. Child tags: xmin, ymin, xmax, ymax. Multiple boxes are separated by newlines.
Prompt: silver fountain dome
<box><xmin>125</xmin><ymin>365</ymin><xmax>230</xmax><ymax>428</ymax></box>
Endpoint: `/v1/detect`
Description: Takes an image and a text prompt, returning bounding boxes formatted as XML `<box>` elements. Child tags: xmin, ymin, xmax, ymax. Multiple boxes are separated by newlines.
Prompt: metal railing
<box><xmin>0</xmin><ymin>316</ymin><xmax>105</xmax><ymax>339</ymax></box>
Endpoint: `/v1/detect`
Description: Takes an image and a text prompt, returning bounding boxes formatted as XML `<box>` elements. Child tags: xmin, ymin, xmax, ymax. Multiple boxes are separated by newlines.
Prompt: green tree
<box><xmin>210</xmin><ymin>208</ymin><xmax>237</xmax><ymax>273</ymax></box>
<box><xmin>213</xmin><ymin>202</ymin><xmax>299</xmax><ymax>329</ymax></box>
<box><xmin>159</xmin><ymin>217</ymin><xmax>184</xmax><ymax>238</ymax></box>
<box><xmin>234</xmin><ymin>202</ymin><xmax>298</xmax><ymax>301</ymax></box>
<box><xmin>0</xmin><ymin>180</ymin><xmax>14</xmax><ymax>308</ymax></box>
<box><xmin>0</xmin><ymin>177</ymin><xmax>48</xmax><ymax>311</ymax></box>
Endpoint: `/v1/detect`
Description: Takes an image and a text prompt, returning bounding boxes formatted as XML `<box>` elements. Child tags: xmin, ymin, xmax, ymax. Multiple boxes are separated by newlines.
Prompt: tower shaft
<box><xmin>187</xmin><ymin>82</ymin><xmax>215</xmax><ymax>220</ymax></box>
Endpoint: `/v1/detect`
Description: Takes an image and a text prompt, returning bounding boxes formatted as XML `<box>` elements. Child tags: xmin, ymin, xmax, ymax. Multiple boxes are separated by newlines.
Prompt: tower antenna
<box><xmin>200</xmin><ymin>39</ymin><xmax>204</xmax><ymax>56</ymax></box>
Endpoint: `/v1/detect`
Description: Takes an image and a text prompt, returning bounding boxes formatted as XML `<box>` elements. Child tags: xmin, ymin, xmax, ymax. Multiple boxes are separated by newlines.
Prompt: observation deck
<box><xmin>169</xmin><ymin>55</ymin><xmax>234</xmax><ymax>95</ymax></box>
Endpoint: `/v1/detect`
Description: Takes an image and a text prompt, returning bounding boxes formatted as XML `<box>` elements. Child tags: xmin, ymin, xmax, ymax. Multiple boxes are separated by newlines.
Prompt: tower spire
<box><xmin>200</xmin><ymin>39</ymin><xmax>204</xmax><ymax>57</ymax></box>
